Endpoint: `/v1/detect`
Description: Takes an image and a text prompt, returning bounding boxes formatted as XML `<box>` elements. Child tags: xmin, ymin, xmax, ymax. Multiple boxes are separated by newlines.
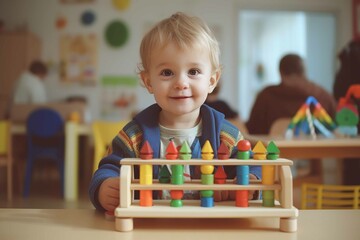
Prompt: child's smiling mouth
<box><xmin>170</xmin><ymin>96</ymin><xmax>192</xmax><ymax>100</ymax></box>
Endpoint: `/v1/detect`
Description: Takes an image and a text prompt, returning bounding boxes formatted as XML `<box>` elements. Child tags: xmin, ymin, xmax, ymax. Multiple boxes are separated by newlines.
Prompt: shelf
<box><xmin>115</xmin><ymin>200</ymin><xmax>298</xmax><ymax>219</ymax></box>
<box><xmin>130</xmin><ymin>183</ymin><xmax>281</xmax><ymax>191</ymax></box>
<box><xmin>121</xmin><ymin>158</ymin><xmax>293</xmax><ymax>166</ymax></box>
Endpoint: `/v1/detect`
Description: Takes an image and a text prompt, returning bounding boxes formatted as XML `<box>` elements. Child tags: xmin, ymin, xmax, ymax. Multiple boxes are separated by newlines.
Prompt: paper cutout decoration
<box><xmin>101</xmin><ymin>76</ymin><xmax>137</xmax><ymax>120</ymax></box>
<box><xmin>56</xmin><ymin>16</ymin><xmax>67</xmax><ymax>30</ymax></box>
<box><xmin>112</xmin><ymin>0</ymin><xmax>131</xmax><ymax>10</ymax></box>
<box><xmin>59</xmin><ymin>34</ymin><xmax>97</xmax><ymax>84</ymax></box>
<box><xmin>81</xmin><ymin>10</ymin><xmax>96</xmax><ymax>26</ymax></box>
<box><xmin>105</xmin><ymin>20</ymin><xmax>129</xmax><ymax>48</ymax></box>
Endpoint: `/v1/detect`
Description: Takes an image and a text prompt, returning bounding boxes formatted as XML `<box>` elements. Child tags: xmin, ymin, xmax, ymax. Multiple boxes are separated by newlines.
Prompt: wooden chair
<box><xmin>92</xmin><ymin>120</ymin><xmax>128</xmax><ymax>173</ymax></box>
<box><xmin>0</xmin><ymin>120</ymin><xmax>13</xmax><ymax>201</ymax></box>
<box><xmin>269</xmin><ymin>118</ymin><xmax>291</xmax><ymax>137</ymax></box>
<box><xmin>301</xmin><ymin>183</ymin><xmax>360</xmax><ymax>209</ymax></box>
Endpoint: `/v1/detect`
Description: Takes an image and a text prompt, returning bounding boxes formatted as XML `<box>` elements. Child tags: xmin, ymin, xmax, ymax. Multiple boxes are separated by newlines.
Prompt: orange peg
<box><xmin>140</xmin><ymin>141</ymin><xmax>153</xmax><ymax>160</ymax></box>
<box><xmin>165</xmin><ymin>140</ymin><xmax>178</xmax><ymax>160</ymax></box>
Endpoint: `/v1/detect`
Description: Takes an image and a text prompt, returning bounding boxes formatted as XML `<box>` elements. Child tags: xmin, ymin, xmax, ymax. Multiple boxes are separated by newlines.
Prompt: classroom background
<box><xmin>0</xmin><ymin>0</ymin><xmax>358</xmax><ymax>209</ymax></box>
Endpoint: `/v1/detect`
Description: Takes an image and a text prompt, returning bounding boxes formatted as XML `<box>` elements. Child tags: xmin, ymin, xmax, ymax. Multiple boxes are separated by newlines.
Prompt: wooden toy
<box><xmin>262</xmin><ymin>141</ymin><xmax>279</xmax><ymax>207</ymax></box>
<box><xmin>252</xmin><ymin>141</ymin><xmax>267</xmax><ymax>160</ymax></box>
<box><xmin>200</xmin><ymin>140</ymin><xmax>215</xmax><ymax>207</ymax></box>
<box><xmin>335</xmin><ymin>84</ymin><xmax>360</xmax><ymax>136</ymax></box>
<box><xmin>236</xmin><ymin>140</ymin><xmax>250</xmax><ymax>207</ymax></box>
<box><xmin>115</xmin><ymin>141</ymin><xmax>299</xmax><ymax>233</ymax></box>
<box><xmin>165</xmin><ymin>141</ymin><xmax>184</xmax><ymax>207</ymax></box>
<box><xmin>139</xmin><ymin>141</ymin><xmax>153</xmax><ymax>207</ymax></box>
<box><xmin>286</xmin><ymin>96</ymin><xmax>336</xmax><ymax>139</ymax></box>
<box><xmin>214</xmin><ymin>142</ymin><xmax>228</xmax><ymax>184</ymax></box>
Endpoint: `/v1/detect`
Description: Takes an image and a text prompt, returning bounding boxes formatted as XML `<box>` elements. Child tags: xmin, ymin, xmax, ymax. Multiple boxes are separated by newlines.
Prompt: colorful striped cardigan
<box><xmin>89</xmin><ymin>104</ymin><xmax>261</xmax><ymax>211</ymax></box>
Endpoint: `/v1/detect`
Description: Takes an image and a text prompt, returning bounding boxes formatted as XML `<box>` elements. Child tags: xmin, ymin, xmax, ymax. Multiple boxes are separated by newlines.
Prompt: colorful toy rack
<box><xmin>114</xmin><ymin>156</ymin><xmax>299</xmax><ymax>232</ymax></box>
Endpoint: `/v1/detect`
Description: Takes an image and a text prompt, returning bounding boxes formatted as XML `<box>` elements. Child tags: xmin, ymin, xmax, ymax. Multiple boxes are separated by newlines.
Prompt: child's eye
<box><xmin>160</xmin><ymin>69</ymin><xmax>173</xmax><ymax>76</ymax></box>
<box><xmin>188</xmin><ymin>69</ymin><xmax>200</xmax><ymax>75</ymax></box>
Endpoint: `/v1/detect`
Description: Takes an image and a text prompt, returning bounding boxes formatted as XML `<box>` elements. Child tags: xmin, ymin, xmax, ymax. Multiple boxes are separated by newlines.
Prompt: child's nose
<box><xmin>174</xmin><ymin>75</ymin><xmax>189</xmax><ymax>89</ymax></box>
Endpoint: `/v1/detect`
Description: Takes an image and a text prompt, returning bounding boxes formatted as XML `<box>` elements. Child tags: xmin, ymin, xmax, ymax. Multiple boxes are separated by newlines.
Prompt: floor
<box><xmin>0</xmin><ymin>136</ymin><xmax>94</xmax><ymax>209</ymax></box>
<box><xmin>0</xmin><ymin>160</ymin><xmax>93</xmax><ymax>209</ymax></box>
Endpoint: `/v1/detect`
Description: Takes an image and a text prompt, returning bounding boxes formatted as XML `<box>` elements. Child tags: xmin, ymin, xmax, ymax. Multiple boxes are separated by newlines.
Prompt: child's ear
<box><xmin>208</xmin><ymin>71</ymin><xmax>221</xmax><ymax>93</ymax></box>
<box><xmin>140</xmin><ymin>71</ymin><xmax>153</xmax><ymax>94</ymax></box>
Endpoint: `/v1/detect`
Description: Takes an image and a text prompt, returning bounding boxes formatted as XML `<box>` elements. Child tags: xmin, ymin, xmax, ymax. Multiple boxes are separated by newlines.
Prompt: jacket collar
<box><xmin>134</xmin><ymin>104</ymin><xmax>225</xmax><ymax>158</ymax></box>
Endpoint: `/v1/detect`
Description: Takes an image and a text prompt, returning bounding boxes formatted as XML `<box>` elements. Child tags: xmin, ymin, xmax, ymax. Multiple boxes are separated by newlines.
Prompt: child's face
<box><xmin>142</xmin><ymin>42</ymin><xmax>219</xmax><ymax>125</ymax></box>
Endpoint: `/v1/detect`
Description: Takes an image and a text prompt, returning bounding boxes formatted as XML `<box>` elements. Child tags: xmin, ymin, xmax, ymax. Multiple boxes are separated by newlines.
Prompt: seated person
<box><xmin>13</xmin><ymin>60</ymin><xmax>48</xmax><ymax>104</ymax></box>
<box><xmin>206</xmin><ymin>83</ymin><xmax>248</xmax><ymax>134</ymax></box>
<box><xmin>246</xmin><ymin>53</ymin><xmax>337</xmax><ymax>135</ymax></box>
<box><xmin>205</xmin><ymin>83</ymin><xmax>239</xmax><ymax>119</ymax></box>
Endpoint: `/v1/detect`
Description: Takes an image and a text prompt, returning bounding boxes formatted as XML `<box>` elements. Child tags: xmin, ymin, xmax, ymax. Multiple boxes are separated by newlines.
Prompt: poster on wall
<box><xmin>101</xmin><ymin>76</ymin><xmax>137</xmax><ymax>120</ymax></box>
<box><xmin>59</xmin><ymin>34</ymin><xmax>97</xmax><ymax>84</ymax></box>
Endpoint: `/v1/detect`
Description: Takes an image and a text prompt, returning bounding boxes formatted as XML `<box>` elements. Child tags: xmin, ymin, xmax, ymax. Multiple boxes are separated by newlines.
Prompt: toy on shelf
<box><xmin>286</xmin><ymin>96</ymin><xmax>336</xmax><ymax>139</ymax></box>
<box><xmin>114</xmin><ymin>140</ymin><xmax>298</xmax><ymax>232</ymax></box>
<box><xmin>336</xmin><ymin>84</ymin><xmax>360</xmax><ymax>136</ymax></box>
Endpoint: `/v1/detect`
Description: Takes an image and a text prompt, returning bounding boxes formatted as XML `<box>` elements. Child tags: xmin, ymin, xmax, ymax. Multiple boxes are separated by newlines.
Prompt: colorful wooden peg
<box><xmin>200</xmin><ymin>140</ymin><xmax>214</xmax><ymax>207</ymax></box>
<box><xmin>140</xmin><ymin>140</ymin><xmax>153</xmax><ymax>160</ymax></box>
<box><xmin>217</xmin><ymin>142</ymin><xmax>230</xmax><ymax>160</ymax></box>
<box><xmin>159</xmin><ymin>165</ymin><xmax>171</xmax><ymax>183</ymax></box>
<box><xmin>201</xmin><ymin>140</ymin><xmax>214</xmax><ymax>160</ymax></box>
<box><xmin>179</xmin><ymin>141</ymin><xmax>192</xmax><ymax>160</ymax></box>
<box><xmin>214</xmin><ymin>166</ymin><xmax>227</xmax><ymax>184</ymax></box>
<box><xmin>266</xmin><ymin>141</ymin><xmax>280</xmax><ymax>160</ymax></box>
<box><xmin>139</xmin><ymin>141</ymin><xmax>153</xmax><ymax>207</ymax></box>
<box><xmin>252</xmin><ymin>141</ymin><xmax>267</xmax><ymax>160</ymax></box>
<box><xmin>165</xmin><ymin>140</ymin><xmax>178</xmax><ymax>160</ymax></box>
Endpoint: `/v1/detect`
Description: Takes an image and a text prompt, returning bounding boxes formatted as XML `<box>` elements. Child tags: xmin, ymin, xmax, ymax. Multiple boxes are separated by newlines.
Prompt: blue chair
<box><xmin>23</xmin><ymin>108</ymin><xmax>65</xmax><ymax>197</ymax></box>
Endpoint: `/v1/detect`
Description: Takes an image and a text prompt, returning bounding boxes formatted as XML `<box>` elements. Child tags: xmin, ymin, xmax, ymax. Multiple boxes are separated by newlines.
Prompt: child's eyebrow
<box><xmin>190</xmin><ymin>63</ymin><xmax>204</xmax><ymax>67</ymax></box>
<box><xmin>154</xmin><ymin>62</ymin><xmax>205</xmax><ymax>69</ymax></box>
<box><xmin>154</xmin><ymin>62</ymin><xmax>171</xmax><ymax>69</ymax></box>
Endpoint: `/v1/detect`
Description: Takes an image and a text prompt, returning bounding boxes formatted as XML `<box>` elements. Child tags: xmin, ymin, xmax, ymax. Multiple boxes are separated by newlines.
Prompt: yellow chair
<box><xmin>0</xmin><ymin>121</ymin><xmax>13</xmax><ymax>201</ymax></box>
<box><xmin>301</xmin><ymin>183</ymin><xmax>360</xmax><ymax>209</ymax></box>
<box><xmin>92</xmin><ymin>120</ymin><xmax>128</xmax><ymax>173</ymax></box>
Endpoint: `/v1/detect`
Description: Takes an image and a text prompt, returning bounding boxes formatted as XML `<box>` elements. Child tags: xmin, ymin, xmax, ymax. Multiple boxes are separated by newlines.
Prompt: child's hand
<box><xmin>99</xmin><ymin>177</ymin><xmax>120</xmax><ymax>212</ymax></box>
<box><xmin>214</xmin><ymin>174</ymin><xmax>258</xmax><ymax>201</ymax></box>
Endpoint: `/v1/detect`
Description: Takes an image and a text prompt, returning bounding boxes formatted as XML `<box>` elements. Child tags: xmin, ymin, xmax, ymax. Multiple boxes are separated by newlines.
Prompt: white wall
<box><xmin>305</xmin><ymin>13</ymin><xmax>336</xmax><ymax>93</ymax></box>
<box><xmin>0</xmin><ymin>0</ymin><xmax>352</xmax><ymax>121</ymax></box>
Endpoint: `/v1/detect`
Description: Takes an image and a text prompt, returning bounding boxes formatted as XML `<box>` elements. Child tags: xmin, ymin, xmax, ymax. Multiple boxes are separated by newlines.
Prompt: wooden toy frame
<box><xmin>115</xmin><ymin>158</ymin><xmax>299</xmax><ymax>232</ymax></box>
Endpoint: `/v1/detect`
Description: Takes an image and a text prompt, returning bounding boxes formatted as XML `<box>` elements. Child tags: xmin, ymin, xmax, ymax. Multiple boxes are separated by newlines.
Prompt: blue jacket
<box><xmin>89</xmin><ymin>104</ymin><xmax>261</xmax><ymax>211</ymax></box>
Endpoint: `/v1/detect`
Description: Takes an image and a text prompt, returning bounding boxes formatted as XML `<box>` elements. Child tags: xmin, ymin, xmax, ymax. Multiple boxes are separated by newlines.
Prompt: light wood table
<box><xmin>247</xmin><ymin>135</ymin><xmax>360</xmax><ymax>159</ymax></box>
<box><xmin>247</xmin><ymin>135</ymin><xmax>360</xmax><ymax>187</ymax></box>
<box><xmin>0</xmin><ymin>209</ymin><xmax>359</xmax><ymax>240</ymax></box>
<box><xmin>11</xmin><ymin>122</ymin><xmax>91</xmax><ymax>201</ymax></box>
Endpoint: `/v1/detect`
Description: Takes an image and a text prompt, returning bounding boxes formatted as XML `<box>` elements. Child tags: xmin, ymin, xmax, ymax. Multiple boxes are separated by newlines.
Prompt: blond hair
<box><xmin>139</xmin><ymin>12</ymin><xmax>221</xmax><ymax>74</ymax></box>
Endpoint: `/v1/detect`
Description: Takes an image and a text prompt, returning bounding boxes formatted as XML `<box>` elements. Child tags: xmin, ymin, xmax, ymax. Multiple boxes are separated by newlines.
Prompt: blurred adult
<box><xmin>13</xmin><ymin>60</ymin><xmax>48</xmax><ymax>104</ymax></box>
<box><xmin>206</xmin><ymin>83</ymin><xmax>248</xmax><ymax>134</ymax></box>
<box><xmin>205</xmin><ymin>83</ymin><xmax>238</xmax><ymax>119</ymax></box>
<box><xmin>246</xmin><ymin>53</ymin><xmax>337</xmax><ymax>135</ymax></box>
